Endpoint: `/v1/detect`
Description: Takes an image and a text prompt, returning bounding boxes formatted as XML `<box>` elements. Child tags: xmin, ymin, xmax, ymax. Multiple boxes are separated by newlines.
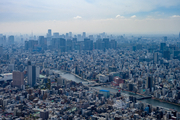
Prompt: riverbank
<box><xmin>54</xmin><ymin>69</ymin><xmax>180</xmax><ymax>111</ymax></box>
<box><xmin>152</xmin><ymin>97</ymin><xmax>180</xmax><ymax>107</ymax></box>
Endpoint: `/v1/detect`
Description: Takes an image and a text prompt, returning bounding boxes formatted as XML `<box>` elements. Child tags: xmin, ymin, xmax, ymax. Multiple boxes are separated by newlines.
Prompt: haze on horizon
<box><xmin>0</xmin><ymin>0</ymin><xmax>180</xmax><ymax>35</ymax></box>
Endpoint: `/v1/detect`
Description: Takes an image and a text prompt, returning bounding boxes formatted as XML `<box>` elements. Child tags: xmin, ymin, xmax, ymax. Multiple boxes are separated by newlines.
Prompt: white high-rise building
<box><xmin>82</xmin><ymin>32</ymin><xmax>86</xmax><ymax>38</ymax></box>
<box><xmin>48</xmin><ymin>29</ymin><xmax>52</xmax><ymax>37</ymax></box>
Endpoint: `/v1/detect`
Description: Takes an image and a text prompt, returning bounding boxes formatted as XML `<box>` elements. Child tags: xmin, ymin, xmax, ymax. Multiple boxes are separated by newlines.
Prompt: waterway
<box><xmin>53</xmin><ymin>70</ymin><xmax>180</xmax><ymax>111</ymax></box>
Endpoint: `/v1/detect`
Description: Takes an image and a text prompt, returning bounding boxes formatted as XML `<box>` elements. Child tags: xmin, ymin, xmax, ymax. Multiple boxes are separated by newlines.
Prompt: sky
<box><xmin>0</xmin><ymin>0</ymin><xmax>180</xmax><ymax>35</ymax></box>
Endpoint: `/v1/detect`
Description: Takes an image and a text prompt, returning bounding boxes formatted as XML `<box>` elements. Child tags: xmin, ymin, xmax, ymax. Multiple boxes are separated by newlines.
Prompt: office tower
<box><xmin>36</xmin><ymin>66</ymin><xmax>40</xmax><ymax>79</ymax></box>
<box><xmin>89</xmin><ymin>35</ymin><xmax>94</xmax><ymax>40</ymax></box>
<box><xmin>51</xmin><ymin>38</ymin><xmax>66</xmax><ymax>52</ymax></box>
<box><xmin>82</xmin><ymin>32</ymin><xmax>86</xmax><ymax>38</ymax></box>
<box><xmin>25</xmin><ymin>40</ymin><xmax>38</xmax><ymax>50</ymax></box>
<box><xmin>164</xmin><ymin>36</ymin><xmax>167</xmax><ymax>41</ymax></box>
<box><xmin>77</xmin><ymin>34</ymin><xmax>81</xmax><ymax>41</ymax></box>
<box><xmin>103</xmin><ymin>38</ymin><xmax>109</xmax><ymax>49</ymax></box>
<box><xmin>48</xmin><ymin>29</ymin><xmax>51</xmax><ymax>37</ymax></box>
<box><xmin>95</xmin><ymin>39</ymin><xmax>105</xmax><ymax>50</ymax></box>
<box><xmin>0</xmin><ymin>34</ymin><xmax>3</xmax><ymax>46</ymax></box>
<box><xmin>0</xmin><ymin>46</ymin><xmax>3</xmax><ymax>56</ymax></box>
<box><xmin>53</xmin><ymin>33</ymin><xmax>59</xmax><ymax>38</ymax></box>
<box><xmin>110</xmin><ymin>40</ymin><xmax>117</xmax><ymax>49</ymax></box>
<box><xmin>60</xmin><ymin>38</ymin><xmax>66</xmax><ymax>52</ymax></box>
<box><xmin>40</xmin><ymin>110</ymin><xmax>49</xmax><ymax>120</ymax></box>
<box><xmin>3</xmin><ymin>36</ymin><xmax>6</xmax><ymax>46</ymax></box>
<box><xmin>66</xmin><ymin>39</ymin><xmax>72</xmax><ymax>52</ymax></box>
<box><xmin>27</xmin><ymin>61</ymin><xmax>36</xmax><ymax>87</ymax></box>
<box><xmin>174</xmin><ymin>50</ymin><xmax>180</xmax><ymax>57</ymax></box>
<box><xmin>146</xmin><ymin>76</ymin><xmax>153</xmax><ymax>92</ymax></box>
<box><xmin>69</xmin><ymin>32</ymin><xmax>72</xmax><ymax>38</ymax></box>
<box><xmin>8</xmin><ymin>35</ymin><xmax>14</xmax><ymax>45</ymax></box>
<box><xmin>153</xmin><ymin>52</ymin><xmax>159</xmax><ymax>64</ymax></box>
<box><xmin>13</xmin><ymin>71</ymin><xmax>24</xmax><ymax>88</ymax></box>
<box><xmin>128</xmin><ymin>83</ymin><xmax>134</xmax><ymax>91</ymax></box>
<box><xmin>66</xmin><ymin>33</ymin><xmax>69</xmax><ymax>38</ymax></box>
<box><xmin>84</xmin><ymin>38</ymin><xmax>93</xmax><ymax>50</ymax></box>
<box><xmin>163</xmin><ymin>50</ymin><xmax>170</xmax><ymax>60</ymax></box>
<box><xmin>136</xmin><ymin>44</ymin><xmax>142</xmax><ymax>50</ymax></box>
<box><xmin>160</xmin><ymin>43</ymin><xmax>166</xmax><ymax>51</ymax></box>
<box><xmin>133</xmin><ymin>46</ymin><xmax>136</xmax><ymax>51</ymax></box>
<box><xmin>39</xmin><ymin>36</ymin><xmax>47</xmax><ymax>50</ymax></box>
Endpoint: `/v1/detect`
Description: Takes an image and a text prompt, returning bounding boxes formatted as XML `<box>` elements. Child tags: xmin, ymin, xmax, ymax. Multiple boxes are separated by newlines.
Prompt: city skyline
<box><xmin>0</xmin><ymin>0</ymin><xmax>180</xmax><ymax>34</ymax></box>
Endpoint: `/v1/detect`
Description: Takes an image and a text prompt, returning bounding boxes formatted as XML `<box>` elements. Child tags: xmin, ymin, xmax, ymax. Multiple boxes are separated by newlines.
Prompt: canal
<box><xmin>53</xmin><ymin>70</ymin><xmax>180</xmax><ymax>111</ymax></box>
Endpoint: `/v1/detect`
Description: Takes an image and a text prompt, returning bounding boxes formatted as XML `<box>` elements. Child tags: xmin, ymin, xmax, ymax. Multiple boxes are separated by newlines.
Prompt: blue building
<box><xmin>99</xmin><ymin>90</ymin><xmax>110</xmax><ymax>98</ymax></box>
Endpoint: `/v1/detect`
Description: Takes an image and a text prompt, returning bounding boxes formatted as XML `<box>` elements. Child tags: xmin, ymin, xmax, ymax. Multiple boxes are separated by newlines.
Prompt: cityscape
<box><xmin>1</xmin><ymin>0</ymin><xmax>180</xmax><ymax>120</ymax></box>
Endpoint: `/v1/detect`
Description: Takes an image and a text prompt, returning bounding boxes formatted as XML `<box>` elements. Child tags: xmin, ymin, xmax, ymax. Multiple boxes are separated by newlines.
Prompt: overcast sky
<box><xmin>0</xmin><ymin>0</ymin><xmax>180</xmax><ymax>34</ymax></box>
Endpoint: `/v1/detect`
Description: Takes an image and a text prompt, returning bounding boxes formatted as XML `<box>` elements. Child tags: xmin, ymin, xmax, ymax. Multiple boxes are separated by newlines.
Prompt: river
<box><xmin>53</xmin><ymin>70</ymin><xmax>180</xmax><ymax>111</ymax></box>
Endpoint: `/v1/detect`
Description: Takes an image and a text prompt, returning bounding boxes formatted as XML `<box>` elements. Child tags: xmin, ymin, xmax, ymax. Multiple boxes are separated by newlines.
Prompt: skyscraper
<box><xmin>48</xmin><ymin>29</ymin><xmax>51</xmax><ymax>37</ymax></box>
<box><xmin>110</xmin><ymin>40</ymin><xmax>117</xmax><ymax>49</ymax></box>
<box><xmin>160</xmin><ymin>43</ymin><xmax>166</xmax><ymax>51</ymax></box>
<box><xmin>164</xmin><ymin>36</ymin><xmax>167</xmax><ymax>41</ymax></box>
<box><xmin>13</xmin><ymin>71</ymin><xmax>24</xmax><ymax>88</ymax></box>
<box><xmin>0</xmin><ymin>46</ymin><xmax>3</xmax><ymax>56</ymax></box>
<box><xmin>95</xmin><ymin>39</ymin><xmax>105</xmax><ymax>50</ymax></box>
<box><xmin>84</xmin><ymin>38</ymin><xmax>93</xmax><ymax>50</ymax></box>
<box><xmin>39</xmin><ymin>36</ymin><xmax>47</xmax><ymax>50</ymax></box>
<box><xmin>82</xmin><ymin>32</ymin><xmax>86</xmax><ymax>38</ymax></box>
<box><xmin>103</xmin><ymin>38</ymin><xmax>110</xmax><ymax>49</ymax></box>
<box><xmin>69</xmin><ymin>32</ymin><xmax>72</xmax><ymax>38</ymax></box>
<box><xmin>146</xmin><ymin>76</ymin><xmax>153</xmax><ymax>92</ymax></box>
<box><xmin>25</xmin><ymin>40</ymin><xmax>38</xmax><ymax>50</ymax></box>
<box><xmin>8</xmin><ymin>35</ymin><xmax>14</xmax><ymax>45</ymax></box>
<box><xmin>153</xmin><ymin>52</ymin><xmax>159</xmax><ymax>64</ymax></box>
<box><xmin>179</xmin><ymin>32</ymin><xmax>180</xmax><ymax>39</ymax></box>
<box><xmin>27</xmin><ymin>61</ymin><xmax>36</xmax><ymax>87</ymax></box>
<box><xmin>53</xmin><ymin>33</ymin><xmax>59</xmax><ymax>38</ymax></box>
<box><xmin>163</xmin><ymin>50</ymin><xmax>170</xmax><ymax>60</ymax></box>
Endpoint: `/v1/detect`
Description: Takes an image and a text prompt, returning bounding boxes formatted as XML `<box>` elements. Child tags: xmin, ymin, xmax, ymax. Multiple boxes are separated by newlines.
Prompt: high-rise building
<box><xmin>69</xmin><ymin>32</ymin><xmax>72</xmax><ymax>38</ymax></box>
<box><xmin>25</xmin><ymin>40</ymin><xmax>38</xmax><ymax>50</ymax></box>
<box><xmin>163</xmin><ymin>50</ymin><xmax>170</xmax><ymax>60</ymax></box>
<box><xmin>84</xmin><ymin>38</ymin><xmax>93</xmax><ymax>50</ymax></box>
<box><xmin>95</xmin><ymin>39</ymin><xmax>104</xmax><ymax>50</ymax></box>
<box><xmin>82</xmin><ymin>32</ymin><xmax>86</xmax><ymax>38</ymax></box>
<box><xmin>65</xmin><ymin>33</ymin><xmax>69</xmax><ymax>38</ymax></box>
<box><xmin>160</xmin><ymin>43</ymin><xmax>166</xmax><ymax>51</ymax></box>
<box><xmin>39</xmin><ymin>36</ymin><xmax>47</xmax><ymax>50</ymax></box>
<box><xmin>40</xmin><ymin>110</ymin><xmax>49</xmax><ymax>120</ymax></box>
<box><xmin>66</xmin><ymin>39</ymin><xmax>72</xmax><ymax>52</ymax></box>
<box><xmin>8</xmin><ymin>35</ymin><xmax>14</xmax><ymax>45</ymax></box>
<box><xmin>103</xmin><ymin>38</ymin><xmax>109</xmax><ymax>49</ymax></box>
<box><xmin>0</xmin><ymin>46</ymin><xmax>3</xmax><ymax>56</ymax></box>
<box><xmin>164</xmin><ymin>36</ymin><xmax>167</xmax><ymax>41</ymax></box>
<box><xmin>146</xmin><ymin>76</ymin><xmax>153</xmax><ymax>92</ymax></box>
<box><xmin>27</xmin><ymin>61</ymin><xmax>36</xmax><ymax>87</ymax></box>
<box><xmin>53</xmin><ymin>33</ymin><xmax>59</xmax><ymax>38</ymax></box>
<box><xmin>13</xmin><ymin>71</ymin><xmax>24</xmax><ymax>88</ymax></box>
<box><xmin>48</xmin><ymin>29</ymin><xmax>51</xmax><ymax>37</ymax></box>
<box><xmin>110</xmin><ymin>40</ymin><xmax>117</xmax><ymax>49</ymax></box>
<box><xmin>0</xmin><ymin>34</ymin><xmax>3</xmax><ymax>46</ymax></box>
<box><xmin>153</xmin><ymin>52</ymin><xmax>159</xmax><ymax>64</ymax></box>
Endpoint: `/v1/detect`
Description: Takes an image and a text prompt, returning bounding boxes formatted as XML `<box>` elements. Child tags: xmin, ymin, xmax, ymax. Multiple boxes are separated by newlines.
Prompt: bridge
<box><xmin>136</xmin><ymin>96</ymin><xmax>152</xmax><ymax>100</ymax></box>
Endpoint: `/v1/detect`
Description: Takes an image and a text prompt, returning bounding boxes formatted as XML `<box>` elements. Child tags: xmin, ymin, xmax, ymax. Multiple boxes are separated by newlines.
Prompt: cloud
<box><xmin>131</xmin><ymin>15</ymin><xmax>136</xmax><ymax>18</ymax></box>
<box><xmin>74</xmin><ymin>16</ymin><xmax>82</xmax><ymax>19</ymax></box>
<box><xmin>116</xmin><ymin>15</ymin><xmax>125</xmax><ymax>19</ymax></box>
<box><xmin>1</xmin><ymin>17</ymin><xmax>180</xmax><ymax>34</ymax></box>
<box><xmin>171</xmin><ymin>15</ymin><xmax>180</xmax><ymax>18</ymax></box>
